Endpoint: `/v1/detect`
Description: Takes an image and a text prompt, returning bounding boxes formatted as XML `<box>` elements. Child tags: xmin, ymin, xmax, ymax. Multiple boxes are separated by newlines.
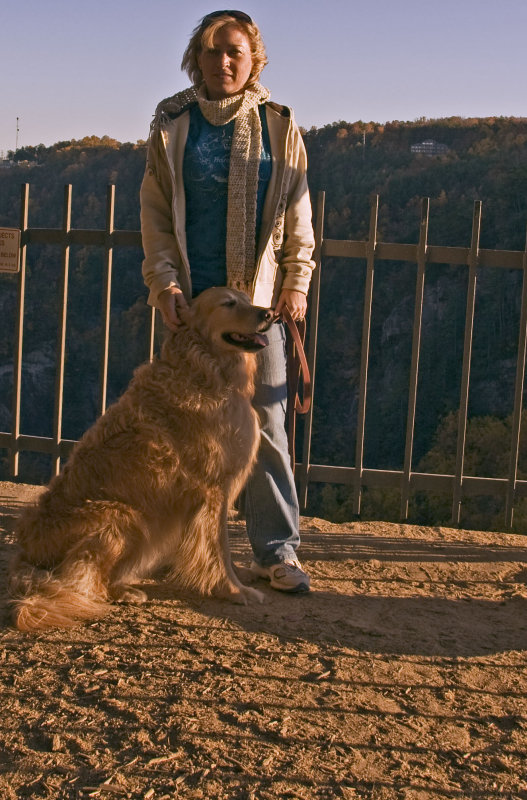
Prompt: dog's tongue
<box><xmin>254</xmin><ymin>333</ymin><xmax>269</xmax><ymax>347</ymax></box>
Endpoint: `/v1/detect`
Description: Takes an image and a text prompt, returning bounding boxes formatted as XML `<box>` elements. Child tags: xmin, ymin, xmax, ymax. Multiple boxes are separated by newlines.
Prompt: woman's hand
<box><xmin>158</xmin><ymin>286</ymin><xmax>189</xmax><ymax>331</ymax></box>
<box><xmin>274</xmin><ymin>289</ymin><xmax>307</xmax><ymax>322</ymax></box>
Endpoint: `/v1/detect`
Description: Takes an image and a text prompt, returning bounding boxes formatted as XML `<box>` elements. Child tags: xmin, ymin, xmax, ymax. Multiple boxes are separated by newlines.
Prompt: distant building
<box><xmin>410</xmin><ymin>139</ymin><xmax>450</xmax><ymax>156</ymax></box>
<box><xmin>0</xmin><ymin>158</ymin><xmax>14</xmax><ymax>169</ymax></box>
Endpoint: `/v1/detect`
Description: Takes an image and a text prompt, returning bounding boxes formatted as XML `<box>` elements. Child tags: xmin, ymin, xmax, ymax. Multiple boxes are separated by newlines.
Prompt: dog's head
<box><xmin>186</xmin><ymin>287</ymin><xmax>274</xmax><ymax>352</ymax></box>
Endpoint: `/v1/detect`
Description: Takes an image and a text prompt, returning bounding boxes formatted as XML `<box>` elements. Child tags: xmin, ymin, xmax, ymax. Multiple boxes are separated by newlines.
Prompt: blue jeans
<box><xmin>244</xmin><ymin>321</ymin><xmax>300</xmax><ymax>566</ymax></box>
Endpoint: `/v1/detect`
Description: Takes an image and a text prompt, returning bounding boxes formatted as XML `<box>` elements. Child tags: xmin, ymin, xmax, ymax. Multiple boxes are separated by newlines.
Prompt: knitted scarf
<box><xmin>154</xmin><ymin>82</ymin><xmax>271</xmax><ymax>290</ymax></box>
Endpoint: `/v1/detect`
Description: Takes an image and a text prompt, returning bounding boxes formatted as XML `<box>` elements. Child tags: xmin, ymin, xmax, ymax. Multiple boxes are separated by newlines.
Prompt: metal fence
<box><xmin>0</xmin><ymin>183</ymin><xmax>153</xmax><ymax>478</ymax></box>
<box><xmin>1</xmin><ymin>183</ymin><xmax>527</xmax><ymax>529</ymax></box>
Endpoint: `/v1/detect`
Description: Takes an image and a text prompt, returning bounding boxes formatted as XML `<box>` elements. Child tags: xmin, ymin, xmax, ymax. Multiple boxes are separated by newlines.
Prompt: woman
<box><xmin>140</xmin><ymin>10</ymin><xmax>315</xmax><ymax>593</ymax></box>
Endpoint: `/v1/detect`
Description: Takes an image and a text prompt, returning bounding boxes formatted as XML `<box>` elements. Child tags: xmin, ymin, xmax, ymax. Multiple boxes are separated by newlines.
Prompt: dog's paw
<box><xmin>227</xmin><ymin>585</ymin><xmax>265</xmax><ymax>605</ymax></box>
<box><xmin>110</xmin><ymin>584</ymin><xmax>148</xmax><ymax>604</ymax></box>
<box><xmin>233</xmin><ymin>565</ymin><xmax>259</xmax><ymax>584</ymax></box>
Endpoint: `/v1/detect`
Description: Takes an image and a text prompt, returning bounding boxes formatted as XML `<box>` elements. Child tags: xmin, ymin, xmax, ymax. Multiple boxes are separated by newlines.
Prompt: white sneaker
<box><xmin>250</xmin><ymin>559</ymin><xmax>310</xmax><ymax>593</ymax></box>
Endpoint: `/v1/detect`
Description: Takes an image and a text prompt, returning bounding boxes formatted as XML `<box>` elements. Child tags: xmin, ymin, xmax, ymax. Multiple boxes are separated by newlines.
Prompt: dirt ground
<box><xmin>0</xmin><ymin>481</ymin><xmax>526</xmax><ymax>800</ymax></box>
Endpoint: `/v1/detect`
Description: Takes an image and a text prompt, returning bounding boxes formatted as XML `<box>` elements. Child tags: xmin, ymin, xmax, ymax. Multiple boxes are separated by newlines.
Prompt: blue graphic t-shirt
<box><xmin>183</xmin><ymin>104</ymin><xmax>272</xmax><ymax>297</ymax></box>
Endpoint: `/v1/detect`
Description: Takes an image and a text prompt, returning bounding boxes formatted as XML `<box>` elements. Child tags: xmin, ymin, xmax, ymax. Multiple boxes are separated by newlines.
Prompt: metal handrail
<box><xmin>2</xmin><ymin>183</ymin><xmax>527</xmax><ymax>528</ymax></box>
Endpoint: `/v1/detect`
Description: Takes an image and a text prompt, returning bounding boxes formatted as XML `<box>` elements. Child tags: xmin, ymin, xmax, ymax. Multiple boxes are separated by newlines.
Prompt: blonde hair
<box><xmin>181</xmin><ymin>12</ymin><xmax>268</xmax><ymax>87</ymax></box>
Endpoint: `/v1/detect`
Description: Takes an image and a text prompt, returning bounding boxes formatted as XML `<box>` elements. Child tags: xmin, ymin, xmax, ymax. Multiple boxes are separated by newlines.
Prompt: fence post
<box><xmin>99</xmin><ymin>184</ymin><xmax>115</xmax><ymax>416</ymax></box>
<box><xmin>353</xmin><ymin>195</ymin><xmax>378</xmax><ymax>515</ymax></box>
<box><xmin>9</xmin><ymin>183</ymin><xmax>29</xmax><ymax>477</ymax></box>
<box><xmin>51</xmin><ymin>184</ymin><xmax>72</xmax><ymax>476</ymax></box>
<box><xmin>452</xmin><ymin>201</ymin><xmax>481</xmax><ymax>525</ymax></box>
<box><xmin>505</xmin><ymin>225</ymin><xmax>527</xmax><ymax>527</ymax></box>
<box><xmin>298</xmin><ymin>191</ymin><xmax>324</xmax><ymax>510</ymax></box>
<box><xmin>401</xmin><ymin>198</ymin><xmax>430</xmax><ymax>519</ymax></box>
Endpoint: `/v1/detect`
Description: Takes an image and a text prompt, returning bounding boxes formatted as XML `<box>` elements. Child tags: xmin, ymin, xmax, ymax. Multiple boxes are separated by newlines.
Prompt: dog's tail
<box><xmin>9</xmin><ymin>556</ymin><xmax>110</xmax><ymax>632</ymax></box>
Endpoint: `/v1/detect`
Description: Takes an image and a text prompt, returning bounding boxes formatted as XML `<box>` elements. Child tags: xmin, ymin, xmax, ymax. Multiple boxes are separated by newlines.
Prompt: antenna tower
<box><xmin>16</xmin><ymin>117</ymin><xmax>19</xmax><ymax>151</ymax></box>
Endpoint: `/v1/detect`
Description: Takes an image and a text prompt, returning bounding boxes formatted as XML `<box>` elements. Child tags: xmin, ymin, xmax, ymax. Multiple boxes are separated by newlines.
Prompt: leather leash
<box><xmin>282</xmin><ymin>305</ymin><xmax>311</xmax><ymax>414</ymax></box>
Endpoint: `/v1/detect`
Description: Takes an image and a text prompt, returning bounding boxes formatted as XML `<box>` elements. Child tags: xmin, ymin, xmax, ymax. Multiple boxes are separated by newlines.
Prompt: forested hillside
<box><xmin>1</xmin><ymin>117</ymin><xmax>527</xmax><ymax>529</ymax></box>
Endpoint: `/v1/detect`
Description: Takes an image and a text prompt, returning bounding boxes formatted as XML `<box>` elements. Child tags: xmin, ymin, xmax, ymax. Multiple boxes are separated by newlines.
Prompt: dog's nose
<box><xmin>260</xmin><ymin>308</ymin><xmax>274</xmax><ymax>323</ymax></box>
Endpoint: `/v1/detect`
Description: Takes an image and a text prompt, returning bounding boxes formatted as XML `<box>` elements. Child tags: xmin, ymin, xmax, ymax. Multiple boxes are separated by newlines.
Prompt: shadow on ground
<box><xmin>1</xmin><ymin>483</ymin><xmax>526</xmax><ymax>660</ymax></box>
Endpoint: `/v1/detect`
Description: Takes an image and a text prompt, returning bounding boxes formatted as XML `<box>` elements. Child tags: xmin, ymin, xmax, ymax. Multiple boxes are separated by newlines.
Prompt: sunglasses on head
<box><xmin>201</xmin><ymin>9</ymin><xmax>253</xmax><ymax>27</ymax></box>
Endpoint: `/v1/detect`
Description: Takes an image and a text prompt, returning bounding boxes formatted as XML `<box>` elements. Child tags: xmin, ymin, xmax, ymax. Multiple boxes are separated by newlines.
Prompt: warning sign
<box><xmin>0</xmin><ymin>228</ymin><xmax>21</xmax><ymax>273</ymax></box>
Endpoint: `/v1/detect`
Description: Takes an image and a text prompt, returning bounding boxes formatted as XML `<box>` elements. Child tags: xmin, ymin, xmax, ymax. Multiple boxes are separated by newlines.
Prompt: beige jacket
<box><xmin>140</xmin><ymin>97</ymin><xmax>315</xmax><ymax>308</ymax></box>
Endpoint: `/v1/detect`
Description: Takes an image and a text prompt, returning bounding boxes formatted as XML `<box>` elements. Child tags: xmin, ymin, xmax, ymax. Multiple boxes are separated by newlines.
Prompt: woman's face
<box><xmin>198</xmin><ymin>24</ymin><xmax>253</xmax><ymax>100</ymax></box>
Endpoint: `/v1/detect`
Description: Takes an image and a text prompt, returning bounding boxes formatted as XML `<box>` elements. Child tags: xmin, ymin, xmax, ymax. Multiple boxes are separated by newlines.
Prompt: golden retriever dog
<box><xmin>9</xmin><ymin>287</ymin><xmax>274</xmax><ymax>631</ymax></box>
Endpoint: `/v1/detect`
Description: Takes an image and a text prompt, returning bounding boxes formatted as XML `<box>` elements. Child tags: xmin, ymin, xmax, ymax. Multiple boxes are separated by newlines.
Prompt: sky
<box><xmin>2</xmin><ymin>0</ymin><xmax>526</xmax><ymax>156</ymax></box>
